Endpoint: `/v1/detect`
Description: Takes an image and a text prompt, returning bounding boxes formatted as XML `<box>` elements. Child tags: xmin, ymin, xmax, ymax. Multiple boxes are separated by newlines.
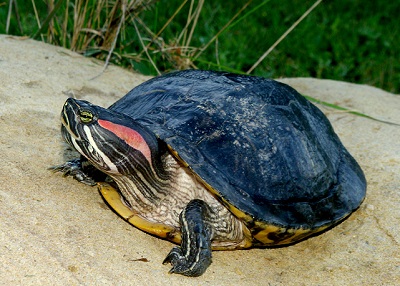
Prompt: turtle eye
<box><xmin>79</xmin><ymin>110</ymin><xmax>94</xmax><ymax>123</ymax></box>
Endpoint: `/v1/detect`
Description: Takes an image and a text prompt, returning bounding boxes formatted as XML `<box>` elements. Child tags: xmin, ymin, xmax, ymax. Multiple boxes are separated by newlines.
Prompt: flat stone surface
<box><xmin>0</xmin><ymin>35</ymin><xmax>399</xmax><ymax>285</ymax></box>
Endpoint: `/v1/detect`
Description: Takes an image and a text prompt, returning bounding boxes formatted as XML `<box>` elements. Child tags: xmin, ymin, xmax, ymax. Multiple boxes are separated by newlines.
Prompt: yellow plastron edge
<box><xmin>97</xmin><ymin>182</ymin><xmax>182</xmax><ymax>244</ymax></box>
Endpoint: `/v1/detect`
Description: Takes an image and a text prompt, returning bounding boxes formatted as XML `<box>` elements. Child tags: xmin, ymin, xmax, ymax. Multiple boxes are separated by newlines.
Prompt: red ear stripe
<box><xmin>98</xmin><ymin>119</ymin><xmax>152</xmax><ymax>164</ymax></box>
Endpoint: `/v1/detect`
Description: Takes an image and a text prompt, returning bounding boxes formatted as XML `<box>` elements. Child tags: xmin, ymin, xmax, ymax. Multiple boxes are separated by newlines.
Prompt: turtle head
<box><xmin>61</xmin><ymin>98</ymin><xmax>162</xmax><ymax>176</ymax></box>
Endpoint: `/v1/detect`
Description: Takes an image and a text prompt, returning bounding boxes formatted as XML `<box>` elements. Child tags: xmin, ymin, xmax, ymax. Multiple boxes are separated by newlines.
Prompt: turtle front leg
<box><xmin>49</xmin><ymin>156</ymin><xmax>106</xmax><ymax>186</ymax></box>
<box><xmin>163</xmin><ymin>199</ymin><xmax>214</xmax><ymax>277</ymax></box>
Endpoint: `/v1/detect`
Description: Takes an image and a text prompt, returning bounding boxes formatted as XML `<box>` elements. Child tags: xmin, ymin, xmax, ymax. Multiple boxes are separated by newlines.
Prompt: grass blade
<box><xmin>227</xmin><ymin>0</ymin><xmax>272</xmax><ymax>32</ymax></box>
<box><xmin>193</xmin><ymin>0</ymin><xmax>253</xmax><ymax>61</ymax></box>
<box><xmin>31</xmin><ymin>0</ymin><xmax>64</xmax><ymax>39</ymax></box>
<box><xmin>132</xmin><ymin>17</ymin><xmax>161</xmax><ymax>75</ymax></box>
<box><xmin>305</xmin><ymin>95</ymin><xmax>400</xmax><ymax>126</ymax></box>
<box><xmin>6</xmin><ymin>0</ymin><xmax>13</xmax><ymax>34</ymax></box>
<box><xmin>247</xmin><ymin>0</ymin><xmax>324</xmax><ymax>74</ymax></box>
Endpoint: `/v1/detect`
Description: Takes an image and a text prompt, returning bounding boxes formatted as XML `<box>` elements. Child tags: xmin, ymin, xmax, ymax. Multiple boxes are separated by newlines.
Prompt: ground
<box><xmin>0</xmin><ymin>35</ymin><xmax>399</xmax><ymax>285</ymax></box>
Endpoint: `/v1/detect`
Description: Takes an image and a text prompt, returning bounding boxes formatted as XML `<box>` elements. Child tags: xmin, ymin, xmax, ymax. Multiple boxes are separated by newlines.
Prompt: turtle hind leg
<box><xmin>163</xmin><ymin>199</ymin><xmax>214</xmax><ymax>277</ymax></box>
<box><xmin>49</xmin><ymin>156</ymin><xmax>106</xmax><ymax>186</ymax></box>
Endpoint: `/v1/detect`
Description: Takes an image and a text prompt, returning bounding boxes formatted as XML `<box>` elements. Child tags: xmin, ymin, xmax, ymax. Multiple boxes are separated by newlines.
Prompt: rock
<box><xmin>0</xmin><ymin>35</ymin><xmax>399</xmax><ymax>285</ymax></box>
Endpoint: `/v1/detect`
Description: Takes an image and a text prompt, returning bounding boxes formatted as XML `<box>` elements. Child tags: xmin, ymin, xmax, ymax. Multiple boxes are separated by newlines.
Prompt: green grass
<box><xmin>1</xmin><ymin>0</ymin><xmax>399</xmax><ymax>93</ymax></box>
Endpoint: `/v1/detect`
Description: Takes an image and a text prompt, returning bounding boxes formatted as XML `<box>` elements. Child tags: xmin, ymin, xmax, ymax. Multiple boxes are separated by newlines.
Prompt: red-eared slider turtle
<box><xmin>52</xmin><ymin>70</ymin><xmax>366</xmax><ymax>277</ymax></box>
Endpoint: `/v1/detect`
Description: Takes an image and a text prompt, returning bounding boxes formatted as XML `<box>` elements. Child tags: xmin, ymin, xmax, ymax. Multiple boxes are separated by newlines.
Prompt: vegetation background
<box><xmin>1</xmin><ymin>0</ymin><xmax>399</xmax><ymax>93</ymax></box>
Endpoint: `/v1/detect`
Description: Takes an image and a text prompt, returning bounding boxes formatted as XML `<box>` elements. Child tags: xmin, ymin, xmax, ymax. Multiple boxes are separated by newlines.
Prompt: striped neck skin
<box><xmin>61</xmin><ymin>98</ymin><xmax>172</xmax><ymax>212</ymax></box>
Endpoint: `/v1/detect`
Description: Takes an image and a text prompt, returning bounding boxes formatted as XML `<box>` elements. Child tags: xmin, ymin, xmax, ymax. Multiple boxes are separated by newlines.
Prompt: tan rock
<box><xmin>0</xmin><ymin>35</ymin><xmax>398</xmax><ymax>285</ymax></box>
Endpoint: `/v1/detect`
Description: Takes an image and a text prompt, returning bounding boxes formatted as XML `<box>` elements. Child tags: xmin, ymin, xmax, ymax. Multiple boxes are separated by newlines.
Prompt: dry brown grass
<box><xmin>6</xmin><ymin>0</ymin><xmax>324</xmax><ymax>76</ymax></box>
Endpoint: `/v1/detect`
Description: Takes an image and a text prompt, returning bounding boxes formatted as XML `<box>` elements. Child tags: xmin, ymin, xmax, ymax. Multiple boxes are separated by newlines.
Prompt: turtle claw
<box><xmin>49</xmin><ymin>159</ymin><xmax>97</xmax><ymax>186</ymax></box>
<box><xmin>163</xmin><ymin>246</ymin><xmax>187</xmax><ymax>274</ymax></box>
<box><xmin>163</xmin><ymin>244</ymin><xmax>212</xmax><ymax>277</ymax></box>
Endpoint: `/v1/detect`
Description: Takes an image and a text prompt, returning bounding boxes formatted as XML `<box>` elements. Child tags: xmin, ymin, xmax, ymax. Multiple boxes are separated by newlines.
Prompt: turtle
<box><xmin>51</xmin><ymin>70</ymin><xmax>366</xmax><ymax>277</ymax></box>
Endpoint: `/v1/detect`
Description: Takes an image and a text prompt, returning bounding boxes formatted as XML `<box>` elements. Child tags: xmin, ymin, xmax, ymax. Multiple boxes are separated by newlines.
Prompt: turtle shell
<box><xmin>108</xmin><ymin>70</ymin><xmax>366</xmax><ymax>244</ymax></box>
